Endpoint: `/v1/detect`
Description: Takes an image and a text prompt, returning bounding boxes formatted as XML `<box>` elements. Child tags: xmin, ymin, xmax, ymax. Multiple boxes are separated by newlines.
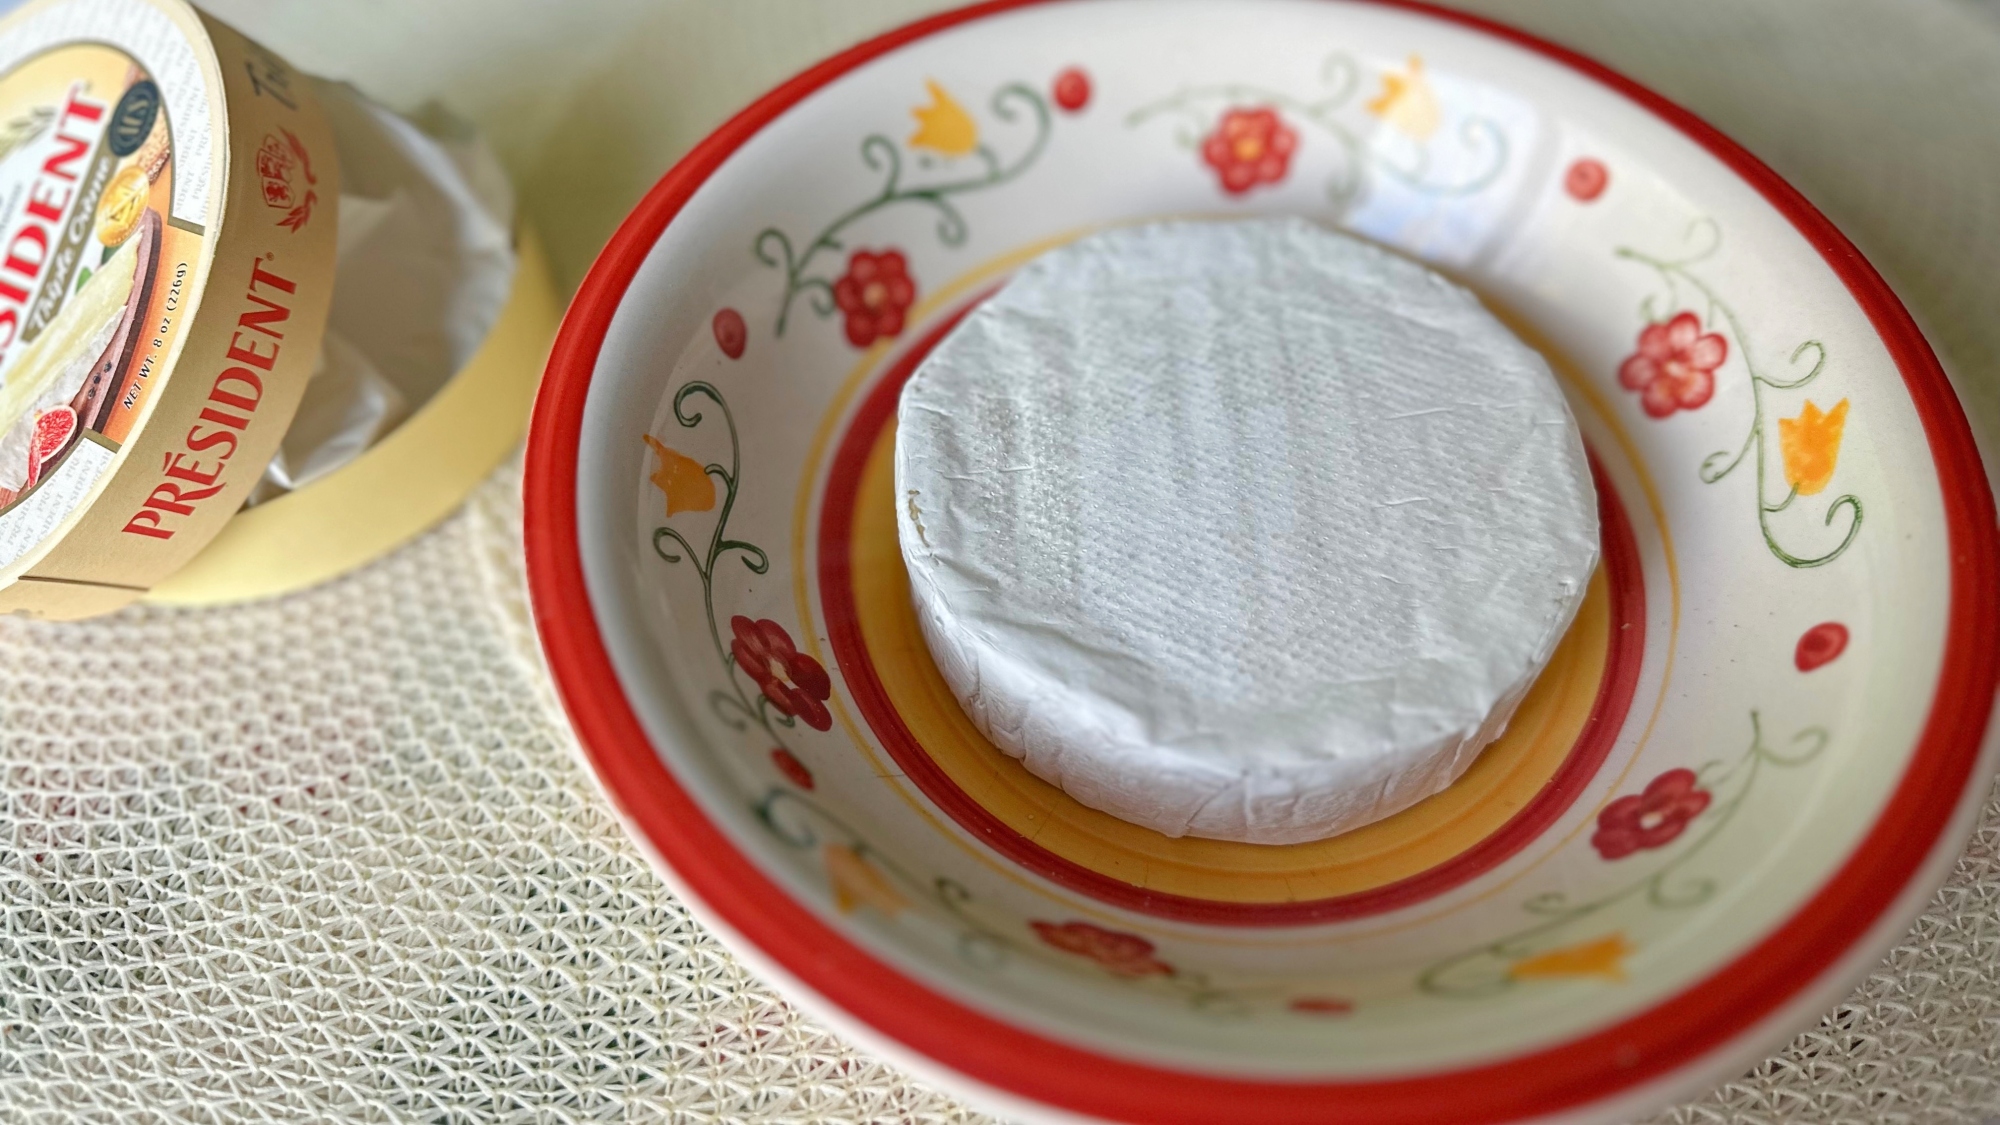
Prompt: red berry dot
<box><xmin>1794</xmin><ymin>622</ymin><xmax>1849</xmax><ymax>672</ymax></box>
<box><xmin>1564</xmin><ymin>157</ymin><xmax>1609</xmax><ymax>202</ymax></box>
<box><xmin>772</xmin><ymin>748</ymin><xmax>814</xmax><ymax>790</ymax></box>
<box><xmin>712</xmin><ymin>307</ymin><xmax>747</xmax><ymax>359</ymax></box>
<box><xmin>1053</xmin><ymin>67</ymin><xmax>1091</xmax><ymax>113</ymax></box>
<box><xmin>1289</xmin><ymin>996</ymin><xmax>1353</xmax><ymax>1016</ymax></box>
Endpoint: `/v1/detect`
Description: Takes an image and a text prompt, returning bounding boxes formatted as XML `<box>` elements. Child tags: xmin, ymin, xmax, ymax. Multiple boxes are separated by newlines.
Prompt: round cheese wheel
<box><xmin>894</xmin><ymin>218</ymin><xmax>1598</xmax><ymax>845</ymax></box>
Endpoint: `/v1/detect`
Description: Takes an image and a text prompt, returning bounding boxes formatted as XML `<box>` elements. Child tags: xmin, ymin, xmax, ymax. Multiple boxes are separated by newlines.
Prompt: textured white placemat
<box><xmin>2</xmin><ymin>2</ymin><xmax>1997</xmax><ymax>1123</ymax></box>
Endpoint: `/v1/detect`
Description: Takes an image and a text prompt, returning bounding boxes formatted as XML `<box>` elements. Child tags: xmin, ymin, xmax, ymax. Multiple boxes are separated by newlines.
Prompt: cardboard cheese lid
<box><xmin>0</xmin><ymin>0</ymin><xmax>337</xmax><ymax>619</ymax></box>
<box><xmin>142</xmin><ymin>227</ymin><xmax>560</xmax><ymax>607</ymax></box>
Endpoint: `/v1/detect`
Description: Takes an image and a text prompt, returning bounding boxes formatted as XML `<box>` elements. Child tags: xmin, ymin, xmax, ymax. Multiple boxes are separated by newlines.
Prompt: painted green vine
<box><xmin>753</xmin><ymin>81</ymin><xmax>1053</xmax><ymax>337</ymax></box>
<box><xmin>1619</xmin><ymin>220</ymin><xmax>1864</xmax><ymax>568</ymax></box>
<box><xmin>1418</xmin><ymin>710</ymin><xmax>1830</xmax><ymax>999</ymax></box>
<box><xmin>754</xmin><ymin>786</ymin><xmax>1315</xmax><ymax>1017</ymax></box>
<box><xmin>1126</xmin><ymin>52</ymin><xmax>1509</xmax><ymax>206</ymax></box>
<box><xmin>647</xmin><ymin>380</ymin><xmax>806</xmax><ymax>755</ymax></box>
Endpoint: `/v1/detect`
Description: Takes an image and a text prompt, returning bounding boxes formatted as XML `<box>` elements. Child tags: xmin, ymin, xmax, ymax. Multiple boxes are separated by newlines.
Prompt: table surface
<box><xmin>3</xmin><ymin>2</ymin><xmax>1998</xmax><ymax>1123</ymax></box>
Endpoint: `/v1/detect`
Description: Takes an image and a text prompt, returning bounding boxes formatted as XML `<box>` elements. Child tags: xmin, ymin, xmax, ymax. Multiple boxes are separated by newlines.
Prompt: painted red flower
<box><xmin>1565</xmin><ymin>157</ymin><xmax>1609</xmax><ymax>202</ymax></box>
<box><xmin>1618</xmin><ymin>312</ymin><xmax>1727</xmax><ymax>418</ymax></box>
<box><xmin>771</xmin><ymin>747</ymin><xmax>815</xmax><ymax>790</ymax></box>
<box><xmin>1200</xmin><ymin>107</ymin><xmax>1298</xmax><ymax>196</ymax></box>
<box><xmin>1053</xmin><ymin>67</ymin><xmax>1091</xmax><ymax>113</ymax></box>
<box><xmin>730</xmin><ymin>615</ymin><xmax>833</xmax><ymax>731</ymax></box>
<box><xmin>1031</xmin><ymin>920</ymin><xmax>1173</xmax><ymax>978</ymax></box>
<box><xmin>1795</xmin><ymin>622</ymin><xmax>1849</xmax><ymax>671</ymax></box>
<box><xmin>831</xmin><ymin>249</ymin><xmax>916</xmax><ymax>348</ymax></box>
<box><xmin>1592</xmin><ymin>768</ymin><xmax>1712</xmax><ymax>860</ymax></box>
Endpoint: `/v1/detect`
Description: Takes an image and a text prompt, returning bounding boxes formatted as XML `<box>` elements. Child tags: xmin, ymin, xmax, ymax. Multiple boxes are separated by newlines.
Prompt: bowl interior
<box><xmin>559</xmin><ymin>0</ymin><xmax>1977</xmax><ymax>1087</ymax></box>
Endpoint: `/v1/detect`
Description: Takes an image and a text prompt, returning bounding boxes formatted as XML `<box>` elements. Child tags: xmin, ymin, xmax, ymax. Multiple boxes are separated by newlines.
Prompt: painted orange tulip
<box><xmin>1509</xmin><ymin>933</ymin><xmax>1634</xmax><ymax>982</ymax></box>
<box><xmin>1778</xmin><ymin>398</ymin><xmax>1849</xmax><ymax>497</ymax></box>
<box><xmin>1366</xmin><ymin>55</ymin><xmax>1441</xmax><ymax>141</ymax></box>
<box><xmin>909</xmin><ymin>79</ymin><xmax>978</xmax><ymax>157</ymax></box>
<box><xmin>825</xmin><ymin>843</ymin><xmax>908</xmax><ymax>917</ymax></box>
<box><xmin>644</xmin><ymin>434</ymin><xmax>716</xmax><ymax>517</ymax></box>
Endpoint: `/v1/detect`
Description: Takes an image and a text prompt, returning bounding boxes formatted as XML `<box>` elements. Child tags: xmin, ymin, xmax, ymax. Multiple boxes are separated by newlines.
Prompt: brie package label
<box><xmin>0</xmin><ymin>27</ymin><xmax>204</xmax><ymax>565</ymax></box>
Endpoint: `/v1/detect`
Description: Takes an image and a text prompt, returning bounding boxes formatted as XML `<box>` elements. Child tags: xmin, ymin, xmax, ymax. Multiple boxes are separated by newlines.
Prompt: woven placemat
<box><xmin>2</xmin><ymin>1</ymin><xmax>1996</xmax><ymax>1122</ymax></box>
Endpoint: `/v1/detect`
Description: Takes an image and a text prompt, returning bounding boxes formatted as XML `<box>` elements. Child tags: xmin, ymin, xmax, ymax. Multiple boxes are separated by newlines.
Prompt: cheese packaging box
<box><xmin>0</xmin><ymin>0</ymin><xmax>338</xmax><ymax>618</ymax></box>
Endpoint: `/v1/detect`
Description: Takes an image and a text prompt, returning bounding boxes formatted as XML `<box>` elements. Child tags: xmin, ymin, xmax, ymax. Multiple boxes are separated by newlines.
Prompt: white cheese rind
<box><xmin>895</xmin><ymin>218</ymin><xmax>1598</xmax><ymax>845</ymax></box>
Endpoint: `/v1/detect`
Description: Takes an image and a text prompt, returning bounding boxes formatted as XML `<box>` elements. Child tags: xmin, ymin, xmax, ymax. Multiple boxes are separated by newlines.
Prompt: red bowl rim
<box><xmin>523</xmin><ymin>2</ymin><xmax>2000</xmax><ymax>1122</ymax></box>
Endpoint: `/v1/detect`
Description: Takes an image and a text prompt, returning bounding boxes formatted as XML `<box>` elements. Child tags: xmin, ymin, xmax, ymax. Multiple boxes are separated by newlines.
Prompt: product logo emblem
<box><xmin>255</xmin><ymin>128</ymin><xmax>317</xmax><ymax>232</ymax></box>
<box><xmin>105</xmin><ymin>80</ymin><xmax>159</xmax><ymax>157</ymax></box>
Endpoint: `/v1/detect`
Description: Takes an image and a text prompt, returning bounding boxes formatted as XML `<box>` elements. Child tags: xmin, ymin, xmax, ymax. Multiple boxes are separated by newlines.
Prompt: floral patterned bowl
<box><xmin>523</xmin><ymin>1</ymin><xmax>2000</xmax><ymax>1121</ymax></box>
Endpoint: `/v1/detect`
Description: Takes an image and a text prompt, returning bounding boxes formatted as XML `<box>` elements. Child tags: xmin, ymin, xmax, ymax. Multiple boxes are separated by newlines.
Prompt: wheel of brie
<box><xmin>894</xmin><ymin>218</ymin><xmax>1599</xmax><ymax>845</ymax></box>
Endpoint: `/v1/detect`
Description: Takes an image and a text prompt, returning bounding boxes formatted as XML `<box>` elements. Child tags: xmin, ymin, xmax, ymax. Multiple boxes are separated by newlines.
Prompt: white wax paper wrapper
<box><xmin>249</xmin><ymin>78</ymin><xmax>516</xmax><ymax>502</ymax></box>
<box><xmin>895</xmin><ymin>219</ymin><xmax>1600</xmax><ymax>845</ymax></box>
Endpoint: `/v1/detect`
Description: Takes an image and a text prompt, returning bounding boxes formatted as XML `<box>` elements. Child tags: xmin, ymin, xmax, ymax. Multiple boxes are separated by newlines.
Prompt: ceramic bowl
<box><xmin>524</xmin><ymin>2</ymin><xmax>2000</xmax><ymax>1121</ymax></box>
